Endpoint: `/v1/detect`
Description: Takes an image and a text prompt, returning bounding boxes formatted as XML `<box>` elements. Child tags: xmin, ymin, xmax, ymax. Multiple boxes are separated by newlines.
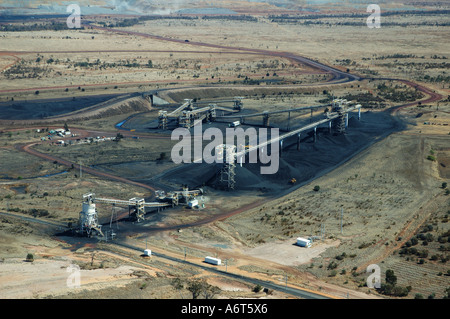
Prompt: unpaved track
<box><xmin>89</xmin><ymin>23</ymin><xmax>360</xmax><ymax>84</ymax></box>
<box><xmin>16</xmin><ymin>142</ymin><xmax>159</xmax><ymax>193</ymax></box>
<box><xmin>0</xmin><ymin>24</ymin><xmax>441</xmax><ymax>113</ymax></box>
<box><xmin>356</xmin><ymin>192</ymin><xmax>447</xmax><ymax>273</ymax></box>
<box><xmin>1</xmin><ymin>21</ymin><xmax>444</xmax><ymax>300</ymax></box>
<box><xmin>5</xmin><ymin>22</ymin><xmax>442</xmax><ymax>233</ymax></box>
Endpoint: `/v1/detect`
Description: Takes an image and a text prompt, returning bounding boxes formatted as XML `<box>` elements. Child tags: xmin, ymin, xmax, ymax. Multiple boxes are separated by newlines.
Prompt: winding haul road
<box><xmin>0</xmin><ymin>209</ymin><xmax>333</xmax><ymax>299</ymax></box>
<box><xmin>0</xmin><ymin>21</ymin><xmax>444</xmax><ymax>301</ymax></box>
<box><xmin>2</xmin><ymin>21</ymin><xmax>443</xmax><ymax>230</ymax></box>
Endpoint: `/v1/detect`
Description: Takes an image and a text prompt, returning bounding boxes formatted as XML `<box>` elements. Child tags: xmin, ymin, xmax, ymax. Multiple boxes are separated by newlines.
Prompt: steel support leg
<box><xmin>280</xmin><ymin>140</ymin><xmax>283</xmax><ymax>157</ymax></box>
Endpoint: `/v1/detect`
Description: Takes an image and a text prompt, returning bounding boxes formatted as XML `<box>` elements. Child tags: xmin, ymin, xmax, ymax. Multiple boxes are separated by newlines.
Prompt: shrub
<box><xmin>392</xmin><ymin>286</ymin><xmax>409</xmax><ymax>297</ymax></box>
<box><xmin>26</xmin><ymin>253</ymin><xmax>34</xmax><ymax>262</ymax></box>
<box><xmin>386</xmin><ymin>269</ymin><xmax>397</xmax><ymax>286</ymax></box>
<box><xmin>253</xmin><ymin>284</ymin><xmax>262</xmax><ymax>293</ymax></box>
<box><xmin>418</xmin><ymin>250</ymin><xmax>429</xmax><ymax>258</ymax></box>
<box><xmin>158</xmin><ymin>152</ymin><xmax>167</xmax><ymax>161</ymax></box>
<box><xmin>379</xmin><ymin>283</ymin><xmax>394</xmax><ymax>295</ymax></box>
<box><xmin>444</xmin><ymin>287</ymin><xmax>450</xmax><ymax>299</ymax></box>
<box><xmin>327</xmin><ymin>261</ymin><xmax>338</xmax><ymax>270</ymax></box>
<box><xmin>329</xmin><ymin>270</ymin><xmax>338</xmax><ymax>277</ymax></box>
<box><xmin>313</xmin><ymin>185</ymin><xmax>320</xmax><ymax>192</ymax></box>
<box><xmin>335</xmin><ymin>252</ymin><xmax>347</xmax><ymax>260</ymax></box>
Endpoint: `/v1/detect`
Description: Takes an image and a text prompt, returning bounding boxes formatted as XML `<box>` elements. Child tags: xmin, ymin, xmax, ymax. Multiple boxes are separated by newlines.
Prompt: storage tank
<box><xmin>81</xmin><ymin>202</ymin><xmax>96</xmax><ymax>225</ymax></box>
<box><xmin>296</xmin><ymin>237</ymin><xmax>312</xmax><ymax>248</ymax></box>
<box><xmin>205</xmin><ymin>256</ymin><xmax>221</xmax><ymax>265</ymax></box>
<box><xmin>79</xmin><ymin>200</ymin><xmax>99</xmax><ymax>236</ymax></box>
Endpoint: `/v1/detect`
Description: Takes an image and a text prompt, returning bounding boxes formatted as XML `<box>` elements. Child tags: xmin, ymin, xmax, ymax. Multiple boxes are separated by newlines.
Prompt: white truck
<box><xmin>204</xmin><ymin>256</ymin><xmax>221</xmax><ymax>265</ymax></box>
<box><xmin>296</xmin><ymin>237</ymin><xmax>312</xmax><ymax>248</ymax></box>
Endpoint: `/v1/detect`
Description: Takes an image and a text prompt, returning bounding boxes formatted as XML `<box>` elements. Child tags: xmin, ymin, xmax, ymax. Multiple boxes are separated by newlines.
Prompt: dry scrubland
<box><xmin>0</xmin><ymin>27</ymin><xmax>317</xmax><ymax>94</ymax></box>
<box><xmin>1</xmin><ymin>10</ymin><xmax>448</xmax><ymax>100</ymax></box>
<box><xmin>172</xmin><ymin>130</ymin><xmax>449</xmax><ymax>298</ymax></box>
<box><xmin>128</xmin><ymin>15</ymin><xmax>450</xmax><ymax>81</ymax></box>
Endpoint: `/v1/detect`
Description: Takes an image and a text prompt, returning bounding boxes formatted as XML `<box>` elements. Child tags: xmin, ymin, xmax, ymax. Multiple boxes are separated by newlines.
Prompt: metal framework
<box><xmin>158</xmin><ymin>110</ymin><xmax>168</xmax><ymax>130</ymax></box>
<box><xmin>79</xmin><ymin>193</ymin><xmax>103</xmax><ymax>237</ymax></box>
<box><xmin>219</xmin><ymin>100</ymin><xmax>362</xmax><ymax>190</ymax></box>
<box><xmin>216</xmin><ymin>144</ymin><xmax>237</xmax><ymax>190</ymax></box>
<box><xmin>159</xmin><ymin>98</ymin><xmax>242</xmax><ymax>130</ymax></box>
<box><xmin>332</xmin><ymin>99</ymin><xmax>351</xmax><ymax>134</ymax></box>
<box><xmin>195</xmin><ymin>97</ymin><xmax>244</xmax><ymax>111</ymax></box>
<box><xmin>79</xmin><ymin>193</ymin><xmax>170</xmax><ymax>236</ymax></box>
<box><xmin>155</xmin><ymin>187</ymin><xmax>203</xmax><ymax>206</ymax></box>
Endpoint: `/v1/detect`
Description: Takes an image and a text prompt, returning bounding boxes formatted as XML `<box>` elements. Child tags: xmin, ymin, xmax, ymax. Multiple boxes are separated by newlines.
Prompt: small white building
<box><xmin>296</xmin><ymin>237</ymin><xmax>312</xmax><ymax>248</ymax></box>
<box><xmin>205</xmin><ymin>256</ymin><xmax>221</xmax><ymax>265</ymax></box>
<box><xmin>143</xmin><ymin>249</ymin><xmax>152</xmax><ymax>257</ymax></box>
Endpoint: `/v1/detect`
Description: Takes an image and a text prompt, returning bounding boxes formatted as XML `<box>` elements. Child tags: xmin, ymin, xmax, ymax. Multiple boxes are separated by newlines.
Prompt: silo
<box><xmin>79</xmin><ymin>194</ymin><xmax>100</xmax><ymax>236</ymax></box>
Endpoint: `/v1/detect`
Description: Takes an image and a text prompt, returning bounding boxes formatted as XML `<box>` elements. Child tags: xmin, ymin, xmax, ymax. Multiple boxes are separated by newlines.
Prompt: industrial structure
<box><xmin>155</xmin><ymin>97</ymin><xmax>361</xmax><ymax>190</ymax></box>
<box><xmin>218</xmin><ymin>103</ymin><xmax>329</xmax><ymax>129</ymax></box>
<box><xmin>214</xmin><ymin>99</ymin><xmax>362</xmax><ymax>190</ymax></box>
<box><xmin>215</xmin><ymin>144</ymin><xmax>237</xmax><ymax>190</ymax></box>
<box><xmin>155</xmin><ymin>186</ymin><xmax>204</xmax><ymax>207</ymax></box>
<box><xmin>77</xmin><ymin>97</ymin><xmax>363</xmax><ymax>237</ymax></box>
<box><xmin>78</xmin><ymin>193</ymin><xmax>170</xmax><ymax>237</ymax></box>
<box><xmin>78</xmin><ymin>187</ymin><xmax>205</xmax><ymax>238</ymax></box>
<box><xmin>158</xmin><ymin>97</ymin><xmax>244</xmax><ymax>130</ymax></box>
<box><xmin>79</xmin><ymin>193</ymin><xmax>104</xmax><ymax>238</ymax></box>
